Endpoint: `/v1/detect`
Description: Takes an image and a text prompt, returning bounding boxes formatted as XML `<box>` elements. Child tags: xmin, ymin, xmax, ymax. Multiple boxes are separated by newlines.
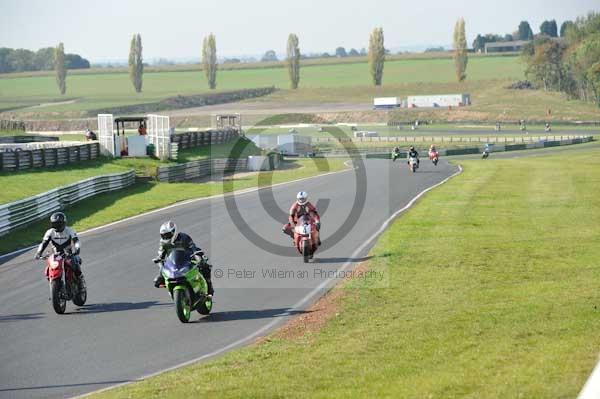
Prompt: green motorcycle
<box><xmin>160</xmin><ymin>249</ymin><xmax>213</xmax><ymax>323</ymax></box>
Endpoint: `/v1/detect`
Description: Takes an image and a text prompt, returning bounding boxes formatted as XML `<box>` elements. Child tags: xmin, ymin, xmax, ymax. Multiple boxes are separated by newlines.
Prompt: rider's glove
<box><xmin>34</xmin><ymin>252</ymin><xmax>41</xmax><ymax>260</ymax></box>
<box><xmin>152</xmin><ymin>257</ymin><xmax>162</xmax><ymax>264</ymax></box>
<box><xmin>316</xmin><ymin>221</ymin><xmax>321</xmax><ymax>231</ymax></box>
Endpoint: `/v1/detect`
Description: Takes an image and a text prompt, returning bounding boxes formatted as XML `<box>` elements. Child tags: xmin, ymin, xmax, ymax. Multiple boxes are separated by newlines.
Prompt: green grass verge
<box><xmin>0</xmin><ymin>160</ymin><xmax>129</xmax><ymax>204</ymax></box>
<box><xmin>91</xmin><ymin>147</ymin><xmax>600</xmax><ymax>398</ymax></box>
<box><xmin>0</xmin><ymin>158</ymin><xmax>347</xmax><ymax>254</ymax></box>
<box><xmin>0</xmin><ymin>130</ymin><xmax>26</xmax><ymax>136</ymax></box>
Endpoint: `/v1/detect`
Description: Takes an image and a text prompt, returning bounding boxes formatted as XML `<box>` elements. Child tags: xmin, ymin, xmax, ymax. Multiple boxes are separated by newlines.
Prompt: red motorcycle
<box><xmin>429</xmin><ymin>150</ymin><xmax>439</xmax><ymax>166</ymax></box>
<box><xmin>293</xmin><ymin>214</ymin><xmax>319</xmax><ymax>263</ymax></box>
<box><xmin>41</xmin><ymin>252</ymin><xmax>87</xmax><ymax>314</ymax></box>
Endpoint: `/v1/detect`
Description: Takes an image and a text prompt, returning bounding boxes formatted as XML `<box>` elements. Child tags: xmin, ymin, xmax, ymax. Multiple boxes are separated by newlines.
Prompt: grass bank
<box><xmin>92</xmin><ymin>147</ymin><xmax>600</xmax><ymax>398</ymax></box>
<box><xmin>0</xmin><ymin>158</ymin><xmax>347</xmax><ymax>254</ymax></box>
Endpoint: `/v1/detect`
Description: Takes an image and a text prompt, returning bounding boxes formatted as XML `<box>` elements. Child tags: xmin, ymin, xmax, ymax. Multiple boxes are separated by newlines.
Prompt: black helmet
<box><xmin>410</xmin><ymin>146</ymin><xmax>415</xmax><ymax>151</ymax></box>
<box><xmin>50</xmin><ymin>212</ymin><xmax>66</xmax><ymax>232</ymax></box>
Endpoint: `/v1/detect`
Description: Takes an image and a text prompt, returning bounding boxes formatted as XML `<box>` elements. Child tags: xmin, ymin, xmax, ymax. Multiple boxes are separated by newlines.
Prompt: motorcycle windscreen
<box><xmin>165</xmin><ymin>249</ymin><xmax>193</xmax><ymax>270</ymax></box>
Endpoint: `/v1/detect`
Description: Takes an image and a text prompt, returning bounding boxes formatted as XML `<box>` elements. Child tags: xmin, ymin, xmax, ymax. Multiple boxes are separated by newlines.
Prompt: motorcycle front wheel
<box><xmin>51</xmin><ymin>280</ymin><xmax>66</xmax><ymax>314</ymax></box>
<box><xmin>174</xmin><ymin>288</ymin><xmax>192</xmax><ymax>323</ymax></box>
<box><xmin>72</xmin><ymin>276</ymin><xmax>87</xmax><ymax>306</ymax></box>
<box><xmin>302</xmin><ymin>240</ymin><xmax>311</xmax><ymax>263</ymax></box>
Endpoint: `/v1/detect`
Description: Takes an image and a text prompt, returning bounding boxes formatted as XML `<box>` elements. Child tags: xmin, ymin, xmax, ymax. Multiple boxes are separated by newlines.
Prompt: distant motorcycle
<box><xmin>40</xmin><ymin>252</ymin><xmax>87</xmax><ymax>314</ymax></box>
<box><xmin>429</xmin><ymin>150</ymin><xmax>439</xmax><ymax>166</ymax></box>
<box><xmin>482</xmin><ymin>150</ymin><xmax>490</xmax><ymax>159</ymax></box>
<box><xmin>293</xmin><ymin>214</ymin><xmax>318</xmax><ymax>263</ymax></box>
<box><xmin>392</xmin><ymin>151</ymin><xmax>401</xmax><ymax>162</ymax></box>
<box><xmin>157</xmin><ymin>249</ymin><xmax>213</xmax><ymax>323</ymax></box>
<box><xmin>408</xmin><ymin>156</ymin><xmax>419</xmax><ymax>172</ymax></box>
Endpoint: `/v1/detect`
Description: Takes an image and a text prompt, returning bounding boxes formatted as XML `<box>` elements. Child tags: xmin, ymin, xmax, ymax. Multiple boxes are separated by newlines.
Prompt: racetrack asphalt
<box><xmin>0</xmin><ymin>158</ymin><xmax>457</xmax><ymax>399</ymax></box>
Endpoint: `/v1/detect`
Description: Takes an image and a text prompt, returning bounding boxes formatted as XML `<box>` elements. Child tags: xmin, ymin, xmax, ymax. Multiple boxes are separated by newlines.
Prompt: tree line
<box><xmin>0</xmin><ymin>47</ymin><xmax>89</xmax><ymax>73</ymax></box>
<box><xmin>472</xmin><ymin>19</ymin><xmax>574</xmax><ymax>52</ymax></box>
<box><xmin>521</xmin><ymin>12</ymin><xmax>600</xmax><ymax>107</ymax></box>
<box><xmin>125</xmin><ymin>29</ymin><xmax>390</xmax><ymax>93</ymax></box>
<box><xmin>35</xmin><ymin>19</ymin><xmax>473</xmax><ymax>95</ymax></box>
<box><xmin>260</xmin><ymin>47</ymin><xmax>367</xmax><ymax>62</ymax></box>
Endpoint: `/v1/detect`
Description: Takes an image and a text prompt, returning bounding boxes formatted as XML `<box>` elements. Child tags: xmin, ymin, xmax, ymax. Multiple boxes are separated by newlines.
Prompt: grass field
<box><xmin>0</xmin><ymin>157</ymin><xmax>347</xmax><ymax>254</ymax></box>
<box><xmin>0</xmin><ymin>57</ymin><xmax>524</xmax><ymax>115</ymax></box>
<box><xmin>0</xmin><ymin>52</ymin><xmax>514</xmax><ymax>79</ymax></box>
<box><xmin>90</xmin><ymin>146</ymin><xmax>600</xmax><ymax>398</ymax></box>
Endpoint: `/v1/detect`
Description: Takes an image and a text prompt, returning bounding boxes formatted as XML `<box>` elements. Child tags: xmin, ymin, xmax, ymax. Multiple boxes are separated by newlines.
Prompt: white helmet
<box><xmin>296</xmin><ymin>191</ymin><xmax>308</xmax><ymax>205</ymax></box>
<box><xmin>159</xmin><ymin>221</ymin><xmax>177</xmax><ymax>245</ymax></box>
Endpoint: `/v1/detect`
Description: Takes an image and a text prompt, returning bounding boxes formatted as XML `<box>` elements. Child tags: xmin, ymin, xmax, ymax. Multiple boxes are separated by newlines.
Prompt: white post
<box><xmin>147</xmin><ymin>114</ymin><xmax>172</xmax><ymax>160</ymax></box>
<box><xmin>97</xmin><ymin>114</ymin><xmax>117</xmax><ymax>157</ymax></box>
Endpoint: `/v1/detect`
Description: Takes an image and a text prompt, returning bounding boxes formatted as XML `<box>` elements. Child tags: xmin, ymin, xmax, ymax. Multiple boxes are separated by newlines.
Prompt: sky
<box><xmin>1</xmin><ymin>0</ymin><xmax>598</xmax><ymax>62</ymax></box>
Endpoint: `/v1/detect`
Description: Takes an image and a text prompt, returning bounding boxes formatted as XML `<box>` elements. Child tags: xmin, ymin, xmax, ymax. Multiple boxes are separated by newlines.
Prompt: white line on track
<box><xmin>578</xmin><ymin>356</ymin><xmax>600</xmax><ymax>398</ymax></box>
<box><xmin>73</xmin><ymin>163</ymin><xmax>463</xmax><ymax>398</ymax></box>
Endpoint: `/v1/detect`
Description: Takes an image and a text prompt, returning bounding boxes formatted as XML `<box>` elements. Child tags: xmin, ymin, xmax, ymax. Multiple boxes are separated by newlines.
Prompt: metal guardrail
<box><xmin>363</xmin><ymin>136</ymin><xmax>594</xmax><ymax>159</ymax></box>
<box><xmin>0</xmin><ymin>170</ymin><xmax>135</xmax><ymax>236</ymax></box>
<box><xmin>0</xmin><ymin>142</ymin><xmax>99</xmax><ymax>171</ymax></box>
<box><xmin>156</xmin><ymin>158</ymin><xmax>249</xmax><ymax>182</ymax></box>
<box><xmin>314</xmin><ymin>135</ymin><xmax>591</xmax><ymax>157</ymax></box>
<box><xmin>313</xmin><ymin>135</ymin><xmax>589</xmax><ymax>144</ymax></box>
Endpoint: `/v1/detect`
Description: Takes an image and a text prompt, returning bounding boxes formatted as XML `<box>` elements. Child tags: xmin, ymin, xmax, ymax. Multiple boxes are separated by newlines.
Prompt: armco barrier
<box><xmin>312</xmin><ymin>134</ymin><xmax>588</xmax><ymax>144</ymax></box>
<box><xmin>0</xmin><ymin>170</ymin><xmax>135</xmax><ymax>236</ymax></box>
<box><xmin>359</xmin><ymin>136</ymin><xmax>593</xmax><ymax>159</ymax></box>
<box><xmin>156</xmin><ymin>158</ymin><xmax>249</xmax><ymax>182</ymax></box>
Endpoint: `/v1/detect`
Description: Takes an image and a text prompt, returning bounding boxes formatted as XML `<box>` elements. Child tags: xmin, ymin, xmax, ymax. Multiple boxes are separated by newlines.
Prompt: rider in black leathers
<box><xmin>407</xmin><ymin>146</ymin><xmax>420</xmax><ymax>167</ymax></box>
<box><xmin>152</xmin><ymin>221</ymin><xmax>214</xmax><ymax>296</ymax></box>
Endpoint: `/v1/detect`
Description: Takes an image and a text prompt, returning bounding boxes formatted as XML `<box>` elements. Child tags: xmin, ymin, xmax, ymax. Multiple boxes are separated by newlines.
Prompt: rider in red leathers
<box><xmin>282</xmin><ymin>191</ymin><xmax>321</xmax><ymax>248</ymax></box>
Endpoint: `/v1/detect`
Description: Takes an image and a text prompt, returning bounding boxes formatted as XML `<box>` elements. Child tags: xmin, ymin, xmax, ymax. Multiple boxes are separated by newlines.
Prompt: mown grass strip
<box><xmin>92</xmin><ymin>147</ymin><xmax>600</xmax><ymax>399</ymax></box>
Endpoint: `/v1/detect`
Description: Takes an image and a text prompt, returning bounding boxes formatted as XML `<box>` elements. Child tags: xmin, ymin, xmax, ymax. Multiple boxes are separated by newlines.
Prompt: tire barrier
<box><xmin>0</xmin><ymin>142</ymin><xmax>99</xmax><ymax>171</ymax></box>
<box><xmin>156</xmin><ymin>158</ymin><xmax>249</xmax><ymax>182</ymax></box>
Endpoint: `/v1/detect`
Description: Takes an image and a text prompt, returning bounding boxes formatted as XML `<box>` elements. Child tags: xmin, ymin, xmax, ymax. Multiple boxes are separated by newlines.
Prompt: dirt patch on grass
<box><xmin>258</xmin><ymin>261</ymin><xmax>370</xmax><ymax>343</ymax></box>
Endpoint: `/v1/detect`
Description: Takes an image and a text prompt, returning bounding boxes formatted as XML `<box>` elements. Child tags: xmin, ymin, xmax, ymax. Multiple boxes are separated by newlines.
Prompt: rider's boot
<box><xmin>200</xmin><ymin>263</ymin><xmax>214</xmax><ymax>296</ymax></box>
<box><xmin>153</xmin><ymin>274</ymin><xmax>164</xmax><ymax>288</ymax></box>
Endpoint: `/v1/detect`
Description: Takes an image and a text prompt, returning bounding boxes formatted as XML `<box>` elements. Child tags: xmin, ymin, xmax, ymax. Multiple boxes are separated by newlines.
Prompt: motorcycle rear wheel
<box><xmin>196</xmin><ymin>296</ymin><xmax>213</xmax><ymax>315</ymax></box>
<box><xmin>51</xmin><ymin>280</ymin><xmax>66</xmax><ymax>314</ymax></box>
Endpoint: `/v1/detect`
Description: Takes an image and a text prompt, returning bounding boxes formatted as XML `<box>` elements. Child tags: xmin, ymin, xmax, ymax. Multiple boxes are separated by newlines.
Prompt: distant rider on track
<box><xmin>407</xmin><ymin>146</ymin><xmax>420</xmax><ymax>167</ymax></box>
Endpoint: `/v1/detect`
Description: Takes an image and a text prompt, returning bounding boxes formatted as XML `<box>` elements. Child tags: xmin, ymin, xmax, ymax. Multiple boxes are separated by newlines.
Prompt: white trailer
<box><xmin>354</xmin><ymin>131</ymin><xmax>379</xmax><ymax>138</ymax></box>
<box><xmin>406</xmin><ymin>94</ymin><xmax>471</xmax><ymax>108</ymax></box>
<box><xmin>373</xmin><ymin>97</ymin><xmax>400</xmax><ymax>109</ymax></box>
